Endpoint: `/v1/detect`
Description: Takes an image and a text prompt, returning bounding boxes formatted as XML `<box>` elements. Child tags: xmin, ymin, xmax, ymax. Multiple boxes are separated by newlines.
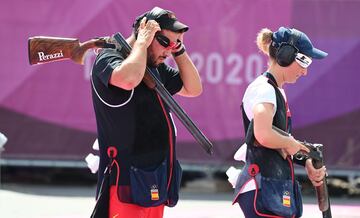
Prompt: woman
<box><xmin>233</xmin><ymin>27</ymin><xmax>327</xmax><ymax>218</ymax></box>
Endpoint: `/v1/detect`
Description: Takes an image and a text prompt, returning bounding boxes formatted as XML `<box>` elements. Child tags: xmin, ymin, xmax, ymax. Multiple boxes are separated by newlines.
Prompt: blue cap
<box><xmin>272</xmin><ymin>27</ymin><xmax>328</xmax><ymax>59</ymax></box>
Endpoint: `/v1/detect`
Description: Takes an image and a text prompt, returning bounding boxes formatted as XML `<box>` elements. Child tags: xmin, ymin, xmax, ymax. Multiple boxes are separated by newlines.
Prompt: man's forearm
<box><xmin>110</xmin><ymin>41</ymin><xmax>148</xmax><ymax>90</ymax></box>
<box><xmin>175</xmin><ymin>52</ymin><xmax>202</xmax><ymax>97</ymax></box>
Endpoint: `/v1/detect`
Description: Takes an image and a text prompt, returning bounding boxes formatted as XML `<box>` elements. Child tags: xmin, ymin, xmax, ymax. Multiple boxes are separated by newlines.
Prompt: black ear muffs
<box><xmin>133</xmin><ymin>12</ymin><xmax>148</xmax><ymax>39</ymax></box>
<box><xmin>275</xmin><ymin>29</ymin><xmax>301</xmax><ymax>67</ymax></box>
<box><xmin>133</xmin><ymin>7</ymin><xmax>168</xmax><ymax>38</ymax></box>
<box><xmin>145</xmin><ymin>7</ymin><xmax>167</xmax><ymax>21</ymax></box>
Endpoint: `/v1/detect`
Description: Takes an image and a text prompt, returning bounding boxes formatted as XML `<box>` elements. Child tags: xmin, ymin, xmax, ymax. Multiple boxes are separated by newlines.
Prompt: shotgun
<box><xmin>272</xmin><ymin>125</ymin><xmax>332</xmax><ymax>217</ymax></box>
<box><xmin>28</xmin><ymin>33</ymin><xmax>214</xmax><ymax>155</ymax></box>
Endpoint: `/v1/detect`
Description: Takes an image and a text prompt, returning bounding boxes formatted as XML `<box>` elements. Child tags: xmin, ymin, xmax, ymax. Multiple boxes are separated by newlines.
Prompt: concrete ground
<box><xmin>1</xmin><ymin>166</ymin><xmax>360</xmax><ymax>218</ymax></box>
<box><xmin>1</xmin><ymin>183</ymin><xmax>360</xmax><ymax>218</ymax></box>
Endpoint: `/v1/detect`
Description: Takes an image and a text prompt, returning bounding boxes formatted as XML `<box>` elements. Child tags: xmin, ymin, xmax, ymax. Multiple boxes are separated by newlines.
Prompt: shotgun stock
<box><xmin>28</xmin><ymin>36</ymin><xmax>115</xmax><ymax>65</ymax></box>
<box><xmin>27</xmin><ymin>33</ymin><xmax>214</xmax><ymax>155</ymax></box>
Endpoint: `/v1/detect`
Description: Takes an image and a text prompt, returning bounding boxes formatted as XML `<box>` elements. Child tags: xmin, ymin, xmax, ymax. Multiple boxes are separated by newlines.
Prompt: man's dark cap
<box><xmin>133</xmin><ymin>6</ymin><xmax>189</xmax><ymax>33</ymax></box>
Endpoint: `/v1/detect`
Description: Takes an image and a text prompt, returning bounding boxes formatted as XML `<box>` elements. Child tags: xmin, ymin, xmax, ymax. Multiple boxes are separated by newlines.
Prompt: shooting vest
<box><xmin>233</xmin><ymin>73</ymin><xmax>303</xmax><ymax>217</ymax></box>
<box><xmin>233</xmin><ymin>72</ymin><xmax>294</xmax><ymax>200</ymax></box>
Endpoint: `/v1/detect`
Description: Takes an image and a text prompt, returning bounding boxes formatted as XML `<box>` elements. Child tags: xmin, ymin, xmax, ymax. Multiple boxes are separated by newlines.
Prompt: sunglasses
<box><xmin>155</xmin><ymin>34</ymin><xmax>180</xmax><ymax>50</ymax></box>
<box><xmin>295</xmin><ymin>53</ymin><xmax>312</xmax><ymax>68</ymax></box>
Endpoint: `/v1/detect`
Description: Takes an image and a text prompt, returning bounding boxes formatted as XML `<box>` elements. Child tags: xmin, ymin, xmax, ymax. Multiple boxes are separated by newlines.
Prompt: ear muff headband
<box><xmin>133</xmin><ymin>8</ymin><xmax>167</xmax><ymax>39</ymax></box>
<box><xmin>275</xmin><ymin>29</ymin><xmax>301</xmax><ymax>67</ymax></box>
<box><xmin>133</xmin><ymin>12</ymin><xmax>148</xmax><ymax>39</ymax></box>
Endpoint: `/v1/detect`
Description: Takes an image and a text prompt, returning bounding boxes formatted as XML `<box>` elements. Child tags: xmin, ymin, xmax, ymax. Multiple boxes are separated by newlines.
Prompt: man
<box><xmin>90</xmin><ymin>6</ymin><xmax>202</xmax><ymax>218</ymax></box>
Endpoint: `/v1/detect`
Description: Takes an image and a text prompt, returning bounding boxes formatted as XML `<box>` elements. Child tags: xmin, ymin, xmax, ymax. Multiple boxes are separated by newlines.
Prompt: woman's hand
<box><xmin>305</xmin><ymin>158</ymin><xmax>326</xmax><ymax>186</ymax></box>
<box><xmin>283</xmin><ymin>137</ymin><xmax>310</xmax><ymax>156</ymax></box>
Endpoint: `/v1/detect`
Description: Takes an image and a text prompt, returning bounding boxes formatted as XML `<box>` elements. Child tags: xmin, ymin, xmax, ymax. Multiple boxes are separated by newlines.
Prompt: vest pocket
<box><xmin>258</xmin><ymin>177</ymin><xmax>302</xmax><ymax>217</ymax></box>
<box><xmin>129</xmin><ymin>159</ymin><xmax>168</xmax><ymax>207</ymax></box>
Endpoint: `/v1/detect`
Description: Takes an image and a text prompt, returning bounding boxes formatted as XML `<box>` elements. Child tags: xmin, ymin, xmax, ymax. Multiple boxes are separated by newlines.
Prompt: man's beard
<box><xmin>147</xmin><ymin>54</ymin><xmax>159</xmax><ymax>68</ymax></box>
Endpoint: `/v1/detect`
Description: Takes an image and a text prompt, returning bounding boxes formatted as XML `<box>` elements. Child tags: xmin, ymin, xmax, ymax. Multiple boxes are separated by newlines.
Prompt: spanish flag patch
<box><xmin>283</xmin><ymin>191</ymin><xmax>291</xmax><ymax>207</ymax></box>
<box><xmin>151</xmin><ymin>186</ymin><xmax>159</xmax><ymax>201</ymax></box>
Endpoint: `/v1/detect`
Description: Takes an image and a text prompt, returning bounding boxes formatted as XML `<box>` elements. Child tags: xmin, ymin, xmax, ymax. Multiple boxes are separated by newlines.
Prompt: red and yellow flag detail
<box><xmin>283</xmin><ymin>192</ymin><xmax>291</xmax><ymax>207</ymax></box>
<box><xmin>151</xmin><ymin>188</ymin><xmax>159</xmax><ymax>201</ymax></box>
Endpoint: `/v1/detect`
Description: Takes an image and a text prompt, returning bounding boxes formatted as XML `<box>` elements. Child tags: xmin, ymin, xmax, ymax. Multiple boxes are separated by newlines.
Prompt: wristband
<box><xmin>173</xmin><ymin>45</ymin><xmax>186</xmax><ymax>57</ymax></box>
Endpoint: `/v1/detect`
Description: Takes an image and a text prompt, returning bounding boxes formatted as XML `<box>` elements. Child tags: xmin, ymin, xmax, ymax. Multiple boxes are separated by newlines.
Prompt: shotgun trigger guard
<box><xmin>301</xmin><ymin>141</ymin><xmax>323</xmax><ymax>162</ymax></box>
<box><xmin>108</xmin><ymin>35</ymin><xmax>125</xmax><ymax>52</ymax></box>
<box><xmin>102</xmin><ymin>41</ymin><xmax>116</xmax><ymax>49</ymax></box>
<box><xmin>91</xmin><ymin>37</ymin><xmax>115</xmax><ymax>49</ymax></box>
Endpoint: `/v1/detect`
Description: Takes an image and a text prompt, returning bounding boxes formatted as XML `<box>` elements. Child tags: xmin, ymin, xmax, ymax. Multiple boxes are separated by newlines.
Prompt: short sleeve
<box><xmin>243</xmin><ymin>77</ymin><xmax>277</xmax><ymax>120</ymax></box>
<box><xmin>92</xmin><ymin>48</ymin><xmax>124</xmax><ymax>87</ymax></box>
<box><xmin>91</xmin><ymin>49</ymin><xmax>133</xmax><ymax>106</ymax></box>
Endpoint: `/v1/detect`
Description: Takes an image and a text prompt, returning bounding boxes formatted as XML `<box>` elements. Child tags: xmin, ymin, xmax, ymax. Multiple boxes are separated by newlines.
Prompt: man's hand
<box><xmin>305</xmin><ymin>158</ymin><xmax>326</xmax><ymax>186</ymax></box>
<box><xmin>109</xmin><ymin>17</ymin><xmax>160</xmax><ymax>90</ymax></box>
<box><xmin>172</xmin><ymin>33</ymin><xmax>185</xmax><ymax>57</ymax></box>
<box><xmin>136</xmin><ymin>17</ymin><xmax>161</xmax><ymax>48</ymax></box>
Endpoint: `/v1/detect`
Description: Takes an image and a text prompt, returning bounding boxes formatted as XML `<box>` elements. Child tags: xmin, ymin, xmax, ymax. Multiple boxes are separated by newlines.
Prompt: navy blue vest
<box><xmin>234</xmin><ymin>72</ymin><xmax>293</xmax><ymax>196</ymax></box>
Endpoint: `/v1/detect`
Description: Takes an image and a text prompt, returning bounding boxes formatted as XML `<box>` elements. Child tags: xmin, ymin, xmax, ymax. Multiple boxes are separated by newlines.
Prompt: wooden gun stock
<box><xmin>28</xmin><ymin>36</ymin><xmax>114</xmax><ymax>65</ymax></box>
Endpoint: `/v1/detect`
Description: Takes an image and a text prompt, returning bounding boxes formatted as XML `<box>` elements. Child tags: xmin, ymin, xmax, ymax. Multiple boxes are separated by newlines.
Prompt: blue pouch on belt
<box><xmin>166</xmin><ymin>160</ymin><xmax>183</xmax><ymax>207</ymax></box>
<box><xmin>129</xmin><ymin>159</ymin><xmax>168</xmax><ymax>207</ymax></box>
